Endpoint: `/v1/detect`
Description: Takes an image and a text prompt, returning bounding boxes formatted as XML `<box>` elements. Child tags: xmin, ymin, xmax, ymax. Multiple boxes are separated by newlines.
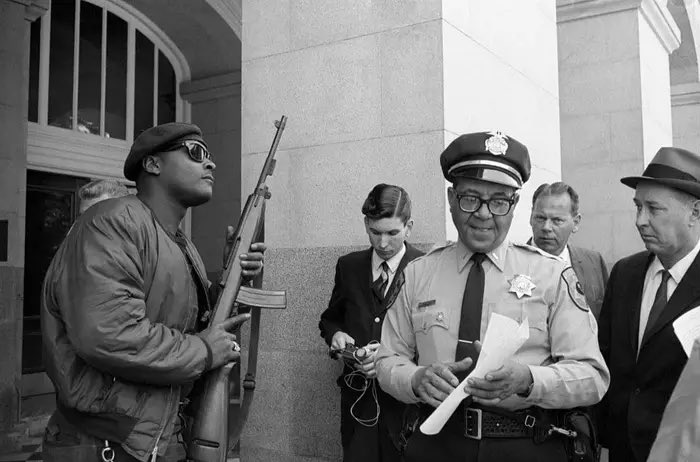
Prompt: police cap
<box><xmin>123</xmin><ymin>122</ymin><xmax>206</xmax><ymax>181</ymax></box>
<box><xmin>440</xmin><ymin>131</ymin><xmax>531</xmax><ymax>189</ymax></box>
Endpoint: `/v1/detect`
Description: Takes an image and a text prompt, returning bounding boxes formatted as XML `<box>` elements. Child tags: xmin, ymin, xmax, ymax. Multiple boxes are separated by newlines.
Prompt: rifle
<box><xmin>187</xmin><ymin>116</ymin><xmax>288</xmax><ymax>462</ymax></box>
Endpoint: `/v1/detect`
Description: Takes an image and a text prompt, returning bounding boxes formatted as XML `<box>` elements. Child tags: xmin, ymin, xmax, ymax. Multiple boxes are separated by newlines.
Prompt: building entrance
<box><xmin>21</xmin><ymin>170</ymin><xmax>89</xmax><ymax>414</ymax></box>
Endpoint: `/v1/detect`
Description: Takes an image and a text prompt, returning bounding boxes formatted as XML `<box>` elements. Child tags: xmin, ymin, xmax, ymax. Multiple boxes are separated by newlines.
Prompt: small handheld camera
<box><xmin>330</xmin><ymin>343</ymin><xmax>368</xmax><ymax>363</ymax></box>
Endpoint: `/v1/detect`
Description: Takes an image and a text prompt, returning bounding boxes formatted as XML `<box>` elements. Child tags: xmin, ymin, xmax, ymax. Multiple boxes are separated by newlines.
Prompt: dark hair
<box><xmin>362</xmin><ymin>184</ymin><xmax>412</xmax><ymax>224</ymax></box>
<box><xmin>532</xmin><ymin>182</ymin><xmax>580</xmax><ymax>215</ymax></box>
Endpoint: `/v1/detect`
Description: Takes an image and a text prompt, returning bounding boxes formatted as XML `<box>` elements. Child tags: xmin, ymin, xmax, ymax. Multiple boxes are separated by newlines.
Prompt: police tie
<box><xmin>455</xmin><ymin>253</ymin><xmax>485</xmax><ymax>380</ymax></box>
<box><xmin>642</xmin><ymin>269</ymin><xmax>671</xmax><ymax>344</ymax></box>
<box><xmin>372</xmin><ymin>261</ymin><xmax>390</xmax><ymax>301</ymax></box>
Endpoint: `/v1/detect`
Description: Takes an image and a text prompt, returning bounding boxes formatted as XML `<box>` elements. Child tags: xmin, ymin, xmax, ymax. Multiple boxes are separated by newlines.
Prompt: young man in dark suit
<box><xmin>319</xmin><ymin>184</ymin><xmax>424</xmax><ymax>462</ymax></box>
<box><xmin>598</xmin><ymin>147</ymin><xmax>700</xmax><ymax>461</ymax></box>
<box><xmin>529</xmin><ymin>182</ymin><xmax>609</xmax><ymax>318</ymax></box>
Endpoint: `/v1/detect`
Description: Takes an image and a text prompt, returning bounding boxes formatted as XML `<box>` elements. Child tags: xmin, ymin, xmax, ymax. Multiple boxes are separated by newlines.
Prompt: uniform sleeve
<box><xmin>376</xmin><ymin>266</ymin><xmax>422</xmax><ymax>404</ymax></box>
<box><xmin>318</xmin><ymin>259</ymin><xmax>346</xmax><ymax>346</ymax></box>
<box><xmin>523</xmin><ymin>267</ymin><xmax>611</xmax><ymax>409</ymax></box>
<box><xmin>55</xmin><ymin>211</ymin><xmax>208</xmax><ymax>385</ymax></box>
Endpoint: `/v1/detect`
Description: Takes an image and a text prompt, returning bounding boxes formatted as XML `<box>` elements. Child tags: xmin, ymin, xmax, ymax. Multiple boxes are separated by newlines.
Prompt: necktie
<box><xmin>642</xmin><ymin>269</ymin><xmax>671</xmax><ymax>344</ymax></box>
<box><xmin>372</xmin><ymin>261</ymin><xmax>390</xmax><ymax>301</ymax></box>
<box><xmin>455</xmin><ymin>253</ymin><xmax>485</xmax><ymax>379</ymax></box>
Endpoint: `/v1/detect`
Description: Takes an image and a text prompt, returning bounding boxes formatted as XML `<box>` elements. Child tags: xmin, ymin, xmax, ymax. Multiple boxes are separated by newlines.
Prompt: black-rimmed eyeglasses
<box><xmin>166</xmin><ymin>140</ymin><xmax>213</xmax><ymax>163</ymax></box>
<box><xmin>455</xmin><ymin>194</ymin><xmax>515</xmax><ymax>216</ymax></box>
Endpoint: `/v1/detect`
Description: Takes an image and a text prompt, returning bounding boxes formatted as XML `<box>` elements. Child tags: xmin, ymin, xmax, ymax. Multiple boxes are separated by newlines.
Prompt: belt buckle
<box><xmin>464</xmin><ymin>407</ymin><xmax>482</xmax><ymax>440</ymax></box>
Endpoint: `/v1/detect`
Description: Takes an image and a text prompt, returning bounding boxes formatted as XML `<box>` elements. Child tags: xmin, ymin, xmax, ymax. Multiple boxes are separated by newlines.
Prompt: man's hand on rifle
<box><xmin>223</xmin><ymin>225</ymin><xmax>266</xmax><ymax>279</ymax></box>
<box><xmin>198</xmin><ymin>313</ymin><xmax>251</xmax><ymax>370</ymax></box>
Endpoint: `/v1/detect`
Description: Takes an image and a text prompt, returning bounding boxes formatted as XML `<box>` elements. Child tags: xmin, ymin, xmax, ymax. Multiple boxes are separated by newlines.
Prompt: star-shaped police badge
<box><xmin>509</xmin><ymin>274</ymin><xmax>536</xmax><ymax>299</ymax></box>
<box><xmin>485</xmin><ymin>131</ymin><xmax>508</xmax><ymax>155</ymax></box>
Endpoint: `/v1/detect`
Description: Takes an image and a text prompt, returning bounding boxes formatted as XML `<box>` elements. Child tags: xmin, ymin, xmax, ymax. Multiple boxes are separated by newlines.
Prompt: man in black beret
<box><xmin>376</xmin><ymin>131</ymin><xmax>609</xmax><ymax>461</ymax></box>
<box><xmin>41</xmin><ymin>122</ymin><xmax>265</xmax><ymax>461</ymax></box>
<box><xmin>598</xmin><ymin>147</ymin><xmax>700</xmax><ymax>462</ymax></box>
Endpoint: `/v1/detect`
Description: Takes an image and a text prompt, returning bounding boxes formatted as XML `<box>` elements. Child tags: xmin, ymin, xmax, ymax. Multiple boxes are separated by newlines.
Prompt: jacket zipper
<box><xmin>149</xmin><ymin>386</ymin><xmax>174</xmax><ymax>461</ymax></box>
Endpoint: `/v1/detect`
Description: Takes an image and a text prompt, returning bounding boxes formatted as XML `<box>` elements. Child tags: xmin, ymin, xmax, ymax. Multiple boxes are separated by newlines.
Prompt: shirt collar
<box><xmin>528</xmin><ymin>236</ymin><xmax>570</xmax><ymax>263</ymax></box>
<box><xmin>653</xmin><ymin>236</ymin><xmax>700</xmax><ymax>284</ymax></box>
<box><xmin>456</xmin><ymin>239</ymin><xmax>507</xmax><ymax>273</ymax></box>
<box><xmin>372</xmin><ymin>244</ymin><xmax>406</xmax><ymax>274</ymax></box>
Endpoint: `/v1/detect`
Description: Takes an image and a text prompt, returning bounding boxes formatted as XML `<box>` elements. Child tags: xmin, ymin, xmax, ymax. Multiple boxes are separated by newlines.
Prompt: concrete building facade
<box><xmin>0</xmin><ymin>0</ymin><xmax>698</xmax><ymax>460</ymax></box>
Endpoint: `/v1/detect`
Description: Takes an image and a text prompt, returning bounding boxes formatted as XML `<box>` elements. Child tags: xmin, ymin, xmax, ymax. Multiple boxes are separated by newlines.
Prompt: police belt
<box><xmin>419</xmin><ymin>402</ymin><xmax>567</xmax><ymax>440</ymax></box>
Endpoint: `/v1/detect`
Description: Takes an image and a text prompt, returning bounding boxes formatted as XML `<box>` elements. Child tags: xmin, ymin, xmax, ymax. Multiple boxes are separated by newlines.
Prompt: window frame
<box><xmin>27</xmin><ymin>0</ymin><xmax>191</xmax><ymax>180</ymax></box>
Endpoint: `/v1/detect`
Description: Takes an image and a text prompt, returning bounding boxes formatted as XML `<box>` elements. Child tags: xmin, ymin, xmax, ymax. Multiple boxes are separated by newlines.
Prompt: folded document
<box><xmin>419</xmin><ymin>313</ymin><xmax>530</xmax><ymax>435</ymax></box>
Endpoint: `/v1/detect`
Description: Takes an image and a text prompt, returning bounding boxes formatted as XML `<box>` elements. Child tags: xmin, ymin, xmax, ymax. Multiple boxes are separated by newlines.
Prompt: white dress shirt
<box><xmin>528</xmin><ymin>237</ymin><xmax>570</xmax><ymax>263</ymax></box>
<box><xmin>371</xmin><ymin>244</ymin><xmax>406</xmax><ymax>296</ymax></box>
<box><xmin>638</xmin><ymin>237</ymin><xmax>700</xmax><ymax>348</ymax></box>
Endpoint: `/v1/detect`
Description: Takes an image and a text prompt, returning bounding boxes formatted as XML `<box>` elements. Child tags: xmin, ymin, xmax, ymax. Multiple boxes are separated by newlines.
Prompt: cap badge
<box><xmin>485</xmin><ymin>131</ymin><xmax>509</xmax><ymax>155</ymax></box>
<box><xmin>509</xmin><ymin>274</ymin><xmax>536</xmax><ymax>299</ymax></box>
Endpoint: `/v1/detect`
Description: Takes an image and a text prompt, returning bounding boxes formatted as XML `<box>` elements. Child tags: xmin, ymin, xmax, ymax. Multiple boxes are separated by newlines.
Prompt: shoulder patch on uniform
<box><xmin>561</xmin><ymin>266</ymin><xmax>589</xmax><ymax>312</ymax></box>
<box><xmin>512</xmin><ymin>242</ymin><xmax>560</xmax><ymax>260</ymax></box>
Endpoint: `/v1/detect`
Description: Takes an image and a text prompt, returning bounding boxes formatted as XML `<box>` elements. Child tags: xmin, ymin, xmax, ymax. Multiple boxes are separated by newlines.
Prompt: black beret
<box><xmin>440</xmin><ymin>131</ymin><xmax>531</xmax><ymax>189</ymax></box>
<box><xmin>123</xmin><ymin>122</ymin><xmax>205</xmax><ymax>181</ymax></box>
<box><xmin>621</xmin><ymin>146</ymin><xmax>700</xmax><ymax>199</ymax></box>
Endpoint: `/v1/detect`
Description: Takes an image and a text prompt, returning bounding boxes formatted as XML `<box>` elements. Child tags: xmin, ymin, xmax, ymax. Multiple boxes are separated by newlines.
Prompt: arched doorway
<box><xmin>21</xmin><ymin>0</ymin><xmax>191</xmax><ymax>413</ymax></box>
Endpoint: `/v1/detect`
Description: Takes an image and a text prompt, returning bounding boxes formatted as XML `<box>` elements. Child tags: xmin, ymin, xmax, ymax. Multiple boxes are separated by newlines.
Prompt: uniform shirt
<box><xmin>371</xmin><ymin>244</ymin><xmax>406</xmax><ymax>296</ymax></box>
<box><xmin>638</xmin><ymin>237</ymin><xmax>700</xmax><ymax>348</ymax></box>
<box><xmin>375</xmin><ymin>239</ymin><xmax>610</xmax><ymax>410</ymax></box>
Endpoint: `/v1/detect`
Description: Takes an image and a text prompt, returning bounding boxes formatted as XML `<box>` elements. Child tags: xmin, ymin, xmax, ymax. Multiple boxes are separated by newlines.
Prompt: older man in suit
<box><xmin>319</xmin><ymin>184</ymin><xmax>424</xmax><ymax>462</ymax></box>
<box><xmin>529</xmin><ymin>182</ymin><xmax>609</xmax><ymax>318</ymax></box>
<box><xmin>598</xmin><ymin>147</ymin><xmax>700</xmax><ymax>461</ymax></box>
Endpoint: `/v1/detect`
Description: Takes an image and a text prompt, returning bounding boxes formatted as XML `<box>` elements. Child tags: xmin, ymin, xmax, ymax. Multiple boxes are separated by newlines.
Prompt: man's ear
<box><xmin>142</xmin><ymin>155</ymin><xmax>161</xmax><ymax>175</ymax></box>
<box><xmin>447</xmin><ymin>186</ymin><xmax>457</xmax><ymax>211</ymax></box>
<box><xmin>572</xmin><ymin>213</ymin><xmax>582</xmax><ymax>234</ymax></box>
<box><xmin>690</xmin><ymin>199</ymin><xmax>700</xmax><ymax>225</ymax></box>
<box><xmin>405</xmin><ymin>219</ymin><xmax>414</xmax><ymax>238</ymax></box>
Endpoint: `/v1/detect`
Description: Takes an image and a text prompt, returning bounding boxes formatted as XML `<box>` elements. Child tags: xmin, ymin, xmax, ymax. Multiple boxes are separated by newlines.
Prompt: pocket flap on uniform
<box><xmin>414</xmin><ymin>310</ymin><xmax>449</xmax><ymax>332</ymax></box>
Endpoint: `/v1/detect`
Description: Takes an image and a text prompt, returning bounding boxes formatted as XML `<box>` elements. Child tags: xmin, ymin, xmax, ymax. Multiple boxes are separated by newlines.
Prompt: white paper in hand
<box><xmin>419</xmin><ymin>313</ymin><xmax>530</xmax><ymax>435</ymax></box>
<box><xmin>673</xmin><ymin>306</ymin><xmax>700</xmax><ymax>357</ymax></box>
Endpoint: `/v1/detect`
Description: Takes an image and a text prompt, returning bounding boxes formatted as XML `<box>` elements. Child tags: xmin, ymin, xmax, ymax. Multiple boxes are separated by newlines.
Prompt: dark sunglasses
<box><xmin>166</xmin><ymin>140</ymin><xmax>213</xmax><ymax>163</ymax></box>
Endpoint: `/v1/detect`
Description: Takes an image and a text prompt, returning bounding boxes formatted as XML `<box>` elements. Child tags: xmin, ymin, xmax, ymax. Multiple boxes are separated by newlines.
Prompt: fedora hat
<box><xmin>621</xmin><ymin>147</ymin><xmax>700</xmax><ymax>199</ymax></box>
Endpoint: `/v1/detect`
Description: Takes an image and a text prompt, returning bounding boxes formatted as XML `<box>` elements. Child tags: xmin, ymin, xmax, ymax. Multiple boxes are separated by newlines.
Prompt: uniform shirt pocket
<box><xmin>412</xmin><ymin>309</ymin><xmax>452</xmax><ymax>364</ymax></box>
<box><xmin>413</xmin><ymin>309</ymin><xmax>449</xmax><ymax>333</ymax></box>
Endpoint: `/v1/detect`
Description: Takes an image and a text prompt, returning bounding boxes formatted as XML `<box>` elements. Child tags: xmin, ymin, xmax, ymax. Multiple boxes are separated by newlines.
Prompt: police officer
<box><xmin>375</xmin><ymin>131</ymin><xmax>610</xmax><ymax>461</ymax></box>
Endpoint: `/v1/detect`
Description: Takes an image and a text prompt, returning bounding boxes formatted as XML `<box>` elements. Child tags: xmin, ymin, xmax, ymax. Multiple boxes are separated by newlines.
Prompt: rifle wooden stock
<box><xmin>187</xmin><ymin>116</ymin><xmax>287</xmax><ymax>462</ymax></box>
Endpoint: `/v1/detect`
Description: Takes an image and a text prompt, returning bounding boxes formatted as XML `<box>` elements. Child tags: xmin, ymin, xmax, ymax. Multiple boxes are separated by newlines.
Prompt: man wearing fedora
<box><xmin>597</xmin><ymin>147</ymin><xmax>700</xmax><ymax>461</ymax></box>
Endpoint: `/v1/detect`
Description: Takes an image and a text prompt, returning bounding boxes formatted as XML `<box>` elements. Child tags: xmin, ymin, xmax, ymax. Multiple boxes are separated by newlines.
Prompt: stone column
<box><xmin>241</xmin><ymin>1</ymin><xmax>561</xmax><ymax>460</ymax></box>
<box><xmin>672</xmin><ymin>82</ymin><xmax>700</xmax><ymax>152</ymax></box>
<box><xmin>441</xmin><ymin>0</ymin><xmax>562</xmax><ymax>242</ymax></box>
<box><xmin>0</xmin><ymin>0</ymin><xmax>48</xmax><ymax>451</ymax></box>
<box><xmin>557</xmin><ymin>0</ymin><xmax>681</xmax><ymax>263</ymax></box>
<box><xmin>241</xmin><ymin>3</ymin><xmax>444</xmax><ymax>460</ymax></box>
